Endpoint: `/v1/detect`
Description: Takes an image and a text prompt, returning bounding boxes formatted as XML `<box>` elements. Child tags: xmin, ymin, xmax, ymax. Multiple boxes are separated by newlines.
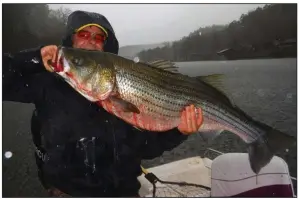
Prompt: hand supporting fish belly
<box><xmin>51</xmin><ymin>46</ymin><xmax>296</xmax><ymax>175</ymax></box>
<box><xmin>96</xmin><ymin>98</ymin><xmax>203</xmax><ymax>134</ymax></box>
<box><xmin>98</xmin><ymin>97</ymin><xmax>203</xmax><ymax>134</ymax></box>
<box><xmin>178</xmin><ymin>105</ymin><xmax>203</xmax><ymax>135</ymax></box>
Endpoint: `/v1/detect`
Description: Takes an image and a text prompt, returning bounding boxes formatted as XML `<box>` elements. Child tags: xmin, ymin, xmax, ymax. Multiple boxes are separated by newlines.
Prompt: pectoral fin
<box><xmin>109</xmin><ymin>96</ymin><xmax>140</xmax><ymax>114</ymax></box>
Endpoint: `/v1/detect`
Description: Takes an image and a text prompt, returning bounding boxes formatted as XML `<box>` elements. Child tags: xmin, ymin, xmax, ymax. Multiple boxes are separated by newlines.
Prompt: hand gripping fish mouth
<box><xmin>51</xmin><ymin>47</ymin><xmax>115</xmax><ymax>102</ymax></box>
<box><xmin>49</xmin><ymin>46</ymin><xmax>69</xmax><ymax>73</ymax></box>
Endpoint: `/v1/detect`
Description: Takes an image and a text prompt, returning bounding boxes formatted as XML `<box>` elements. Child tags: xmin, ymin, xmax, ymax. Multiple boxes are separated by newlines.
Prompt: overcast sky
<box><xmin>48</xmin><ymin>4</ymin><xmax>265</xmax><ymax>47</ymax></box>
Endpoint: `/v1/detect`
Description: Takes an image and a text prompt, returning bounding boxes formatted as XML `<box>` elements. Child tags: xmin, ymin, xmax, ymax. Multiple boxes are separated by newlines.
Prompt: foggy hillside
<box><xmin>118</xmin><ymin>43</ymin><xmax>166</xmax><ymax>59</ymax></box>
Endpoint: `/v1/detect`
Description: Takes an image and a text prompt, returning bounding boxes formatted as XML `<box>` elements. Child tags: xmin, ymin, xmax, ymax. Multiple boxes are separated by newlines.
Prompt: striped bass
<box><xmin>51</xmin><ymin>46</ymin><xmax>295</xmax><ymax>174</ymax></box>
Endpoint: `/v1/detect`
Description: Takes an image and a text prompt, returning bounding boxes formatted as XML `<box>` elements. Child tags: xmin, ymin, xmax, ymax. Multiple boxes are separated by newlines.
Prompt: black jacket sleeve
<box><xmin>129</xmin><ymin>127</ymin><xmax>188</xmax><ymax>160</ymax></box>
<box><xmin>3</xmin><ymin>47</ymin><xmax>47</xmax><ymax>103</ymax></box>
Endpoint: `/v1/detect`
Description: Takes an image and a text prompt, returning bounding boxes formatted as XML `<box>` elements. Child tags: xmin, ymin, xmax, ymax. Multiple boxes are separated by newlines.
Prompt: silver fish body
<box><xmin>53</xmin><ymin>46</ymin><xmax>295</xmax><ymax>174</ymax></box>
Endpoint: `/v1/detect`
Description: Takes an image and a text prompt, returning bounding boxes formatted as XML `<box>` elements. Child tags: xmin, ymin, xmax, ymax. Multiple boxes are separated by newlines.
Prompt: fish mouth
<box><xmin>51</xmin><ymin>46</ymin><xmax>69</xmax><ymax>73</ymax></box>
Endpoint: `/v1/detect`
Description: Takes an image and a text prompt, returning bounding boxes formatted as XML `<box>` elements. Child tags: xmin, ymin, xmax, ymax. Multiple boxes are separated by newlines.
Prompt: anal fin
<box><xmin>198</xmin><ymin>130</ymin><xmax>224</xmax><ymax>143</ymax></box>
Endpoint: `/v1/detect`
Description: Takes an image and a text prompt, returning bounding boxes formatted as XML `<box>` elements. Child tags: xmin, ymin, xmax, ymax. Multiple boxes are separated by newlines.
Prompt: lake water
<box><xmin>178</xmin><ymin>58</ymin><xmax>297</xmax><ymax>137</ymax></box>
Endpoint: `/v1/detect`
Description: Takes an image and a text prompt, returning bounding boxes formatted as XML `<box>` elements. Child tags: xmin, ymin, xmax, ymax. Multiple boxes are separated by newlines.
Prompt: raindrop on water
<box><xmin>284</xmin><ymin>93</ymin><xmax>293</xmax><ymax>103</ymax></box>
<box><xmin>257</xmin><ymin>89</ymin><xmax>265</xmax><ymax>97</ymax></box>
<box><xmin>4</xmin><ymin>151</ymin><xmax>13</xmax><ymax>159</ymax></box>
<box><xmin>31</xmin><ymin>58</ymin><xmax>39</xmax><ymax>64</ymax></box>
<box><xmin>286</xmin><ymin>93</ymin><xmax>293</xmax><ymax>99</ymax></box>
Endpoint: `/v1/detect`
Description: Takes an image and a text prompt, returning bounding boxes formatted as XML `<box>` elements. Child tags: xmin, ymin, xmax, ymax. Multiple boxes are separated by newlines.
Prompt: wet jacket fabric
<box><xmin>2</xmin><ymin>11</ymin><xmax>188</xmax><ymax>197</ymax></box>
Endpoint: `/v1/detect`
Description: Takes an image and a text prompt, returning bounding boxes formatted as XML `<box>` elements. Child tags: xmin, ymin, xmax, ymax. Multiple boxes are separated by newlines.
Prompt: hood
<box><xmin>62</xmin><ymin>10</ymin><xmax>119</xmax><ymax>54</ymax></box>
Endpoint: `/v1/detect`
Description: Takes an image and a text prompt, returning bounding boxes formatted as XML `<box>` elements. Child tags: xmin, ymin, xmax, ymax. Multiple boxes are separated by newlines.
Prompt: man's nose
<box><xmin>89</xmin><ymin>38</ymin><xmax>97</xmax><ymax>45</ymax></box>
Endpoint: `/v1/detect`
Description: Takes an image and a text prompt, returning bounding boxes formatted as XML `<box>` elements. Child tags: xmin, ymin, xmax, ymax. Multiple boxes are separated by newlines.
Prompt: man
<box><xmin>3</xmin><ymin>10</ymin><xmax>202</xmax><ymax>197</ymax></box>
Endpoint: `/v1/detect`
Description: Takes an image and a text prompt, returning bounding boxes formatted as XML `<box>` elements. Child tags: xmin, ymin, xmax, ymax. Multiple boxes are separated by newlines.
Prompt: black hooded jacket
<box><xmin>3</xmin><ymin>11</ymin><xmax>188</xmax><ymax>197</ymax></box>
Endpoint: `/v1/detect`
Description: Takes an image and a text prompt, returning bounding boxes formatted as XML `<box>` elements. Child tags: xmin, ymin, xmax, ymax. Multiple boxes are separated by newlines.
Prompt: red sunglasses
<box><xmin>76</xmin><ymin>30</ymin><xmax>107</xmax><ymax>44</ymax></box>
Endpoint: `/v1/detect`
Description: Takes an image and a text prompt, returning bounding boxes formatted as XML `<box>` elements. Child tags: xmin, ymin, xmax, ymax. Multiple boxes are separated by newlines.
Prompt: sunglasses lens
<box><xmin>94</xmin><ymin>34</ymin><xmax>106</xmax><ymax>43</ymax></box>
<box><xmin>77</xmin><ymin>31</ymin><xmax>90</xmax><ymax>39</ymax></box>
<box><xmin>77</xmin><ymin>31</ymin><xmax>106</xmax><ymax>44</ymax></box>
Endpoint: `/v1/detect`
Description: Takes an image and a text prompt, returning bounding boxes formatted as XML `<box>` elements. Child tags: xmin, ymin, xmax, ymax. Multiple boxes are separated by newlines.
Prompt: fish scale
<box><xmin>115</xmin><ymin>71</ymin><xmax>181</xmax><ymax>129</ymax></box>
<box><xmin>117</xmin><ymin>60</ymin><xmax>225</xmax><ymax>102</ymax></box>
<box><xmin>117</xmin><ymin>73</ymin><xmax>260</xmax><ymax>138</ymax></box>
<box><xmin>116</xmin><ymin>69</ymin><xmax>185</xmax><ymax>118</ymax></box>
<box><xmin>115</xmin><ymin>63</ymin><xmax>228</xmax><ymax>110</ymax></box>
<box><xmin>116</xmin><ymin>67</ymin><xmax>191</xmax><ymax>109</ymax></box>
<box><xmin>114</xmin><ymin>64</ymin><xmax>261</xmax><ymax>135</ymax></box>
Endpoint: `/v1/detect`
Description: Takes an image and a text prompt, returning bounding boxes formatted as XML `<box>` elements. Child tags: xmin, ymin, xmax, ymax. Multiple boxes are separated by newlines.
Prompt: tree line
<box><xmin>3</xmin><ymin>4</ymin><xmax>71</xmax><ymax>53</ymax></box>
<box><xmin>3</xmin><ymin>4</ymin><xmax>297</xmax><ymax>61</ymax></box>
<box><xmin>137</xmin><ymin>4</ymin><xmax>297</xmax><ymax>62</ymax></box>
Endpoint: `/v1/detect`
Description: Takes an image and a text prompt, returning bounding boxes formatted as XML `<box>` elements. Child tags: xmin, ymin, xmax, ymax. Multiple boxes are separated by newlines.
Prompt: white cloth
<box><xmin>211</xmin><ymin>153</ymin><xmax>294</xmax><ymax>197</ymax></box>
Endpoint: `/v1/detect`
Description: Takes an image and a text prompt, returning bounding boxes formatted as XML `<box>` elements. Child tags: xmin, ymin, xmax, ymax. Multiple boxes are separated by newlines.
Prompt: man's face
<box><xmin>72</xmin><ymin>26</ymin><xmax>107</xmax><ymax>51</ymax></box>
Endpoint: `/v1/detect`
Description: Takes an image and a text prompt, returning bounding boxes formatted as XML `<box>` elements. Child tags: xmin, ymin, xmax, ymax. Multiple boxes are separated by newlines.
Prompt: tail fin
<box><xmin>248</xmin><ymin>137</ymin><xmax>274</xmax><ymax>174</ymax></box>
<box><xmin>248</xmin><ymin>121</ymin><xmax>296</xmax><ymax>174</ymax></box>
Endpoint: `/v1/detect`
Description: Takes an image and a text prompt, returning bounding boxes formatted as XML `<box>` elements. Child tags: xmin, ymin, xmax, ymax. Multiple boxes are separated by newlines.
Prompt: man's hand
<box><xmin>41</xmin><ymin>45</ymin><xmax>58</xmax><ymax>72</ymax></box>
<box><xmin>178</xmin><ymin>104</ymin><xmax>203</xmax><ymax>135</ymax></box>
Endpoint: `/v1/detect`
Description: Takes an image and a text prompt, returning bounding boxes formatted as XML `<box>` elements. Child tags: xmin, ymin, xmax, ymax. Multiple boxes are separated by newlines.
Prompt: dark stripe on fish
<box><xmin>115</xmin><ymin>61</ymin><xmax>232</xmax><ymax>106</ymax></box>
<box><xmin>200</xmin><ymin>102</ymin><xmax>261</xmax><ymax>142</ymax></box>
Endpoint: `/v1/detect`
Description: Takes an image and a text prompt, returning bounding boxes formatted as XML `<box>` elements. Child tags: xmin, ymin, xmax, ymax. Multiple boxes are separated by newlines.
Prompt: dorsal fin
<box><xmin>196</xmin><ymin>74</ymin><xmax>236</xmax><ymax>106</ymax></box>
<box><xmin>196</xmin><ymin>74</ymin><xmax>225</xmax><ymax>92</ymax></box>
<box><xmin>147</xmin><ymin>59</ymin><xmax>179</xmax><ymax>73</ymax></box>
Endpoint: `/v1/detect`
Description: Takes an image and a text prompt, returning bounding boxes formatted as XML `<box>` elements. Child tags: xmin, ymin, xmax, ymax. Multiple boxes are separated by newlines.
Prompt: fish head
<box><xmin>52</xmin><ymin>46</ymin><xmax>116</xmax><ymax>101</ymax></box>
